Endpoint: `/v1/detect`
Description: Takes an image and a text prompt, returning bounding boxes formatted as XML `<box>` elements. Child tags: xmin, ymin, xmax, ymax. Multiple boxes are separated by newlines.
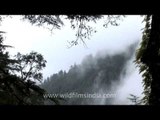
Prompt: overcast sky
<box><xmin>1</xmin><ymin>15</ymin><xmax>145</xmax><ymax>103</ymax></box>
<box><xmin>1</xmin><ymin>15</ymin><xmax>144</xmax><ymax>78</ymax></box>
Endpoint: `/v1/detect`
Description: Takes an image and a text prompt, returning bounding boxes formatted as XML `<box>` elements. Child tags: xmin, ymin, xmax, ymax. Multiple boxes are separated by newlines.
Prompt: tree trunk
<box><xmin>143</xmin><ymin>15</ymin><xmax>160</xmax><ymax>105</ymax></box>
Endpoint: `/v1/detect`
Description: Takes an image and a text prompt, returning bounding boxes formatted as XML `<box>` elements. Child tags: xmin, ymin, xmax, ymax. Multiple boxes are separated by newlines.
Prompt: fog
<box><xmin>1</xmin><ymin>15</ymin><xmax>145</xmax><ymax>104</ymax></box>
<box><xmin>41</xmin><ymin>41</ymin><xmax>142</xmax><ymax>104</ymax></box>
<box><xmin>113</xmin><ymin>48</ymin><xmax>144</xmax><ymax>104</ymax></box>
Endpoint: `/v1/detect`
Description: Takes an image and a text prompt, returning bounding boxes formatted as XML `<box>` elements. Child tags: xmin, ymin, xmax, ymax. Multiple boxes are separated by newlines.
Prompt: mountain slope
<box><xmin>40</xmin><ymin>42</ymin><xmax>138</xmax><ymax>105</ymax></box>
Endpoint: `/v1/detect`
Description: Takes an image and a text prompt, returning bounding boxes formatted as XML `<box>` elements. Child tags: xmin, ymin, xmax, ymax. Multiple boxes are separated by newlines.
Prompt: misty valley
<box><xmin>40</xmin><ymin>42</ymin><xmax>140</xmax><ymax>105</ymax></box>
<box><xmin>3</xmin><ymin>15</ymin><xmax>157</xmax><ymax>105</ymax></box>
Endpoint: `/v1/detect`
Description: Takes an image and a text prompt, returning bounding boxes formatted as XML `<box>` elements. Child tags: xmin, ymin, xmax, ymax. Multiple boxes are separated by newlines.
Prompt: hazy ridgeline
<box><xmin>40</xmin><ymin>41</ymin><xmax>139</xmax><ymax>105</ymax></box>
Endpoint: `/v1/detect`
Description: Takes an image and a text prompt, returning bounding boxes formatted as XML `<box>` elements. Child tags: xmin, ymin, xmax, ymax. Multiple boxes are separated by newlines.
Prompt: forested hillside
<box><xmin>41</xmin><ymin>42</ymin><xmax>138</xmax><ymax>105</ymax></box>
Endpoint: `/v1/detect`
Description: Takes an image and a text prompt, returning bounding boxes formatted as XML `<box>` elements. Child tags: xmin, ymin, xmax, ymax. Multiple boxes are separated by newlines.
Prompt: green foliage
<box><xmin>135</xmin><ymin>15</ymin><xmax>152</xmax><ymax>104</ymax></box>
<box><xmin>22</xmin><ymin>15</ymin><xmax>124</xmax><ymax>47</ymax></box>
<box><xmin>12</xmin><ymin>51</ymin><xmax>47</xmax><ymax>82</ymax></box>
<box><xmin>1</xmin><ymin>15</ymin><xmax>144</xmax><ymax>105</ymax></box>
<box><xmin>0</xmin><ymin>31</ymin><xmax>59</xmax><ymax>105</ymax></box>
<box><xmin>23</xmin><ymin>15</ymin><xmax>64</xmax><ymax>29</ymax></box>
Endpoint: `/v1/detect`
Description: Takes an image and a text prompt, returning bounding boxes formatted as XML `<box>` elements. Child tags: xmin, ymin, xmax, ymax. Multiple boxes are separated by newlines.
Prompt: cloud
<box><xmin>113</xmin><ymin>53</ymin><xmax>144</xmax><ymax>105</ymax></box>
<box><xmin>1</xmin><ymin>15</ymin><xmax>144</xmax><ymax>80</ymax></box>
